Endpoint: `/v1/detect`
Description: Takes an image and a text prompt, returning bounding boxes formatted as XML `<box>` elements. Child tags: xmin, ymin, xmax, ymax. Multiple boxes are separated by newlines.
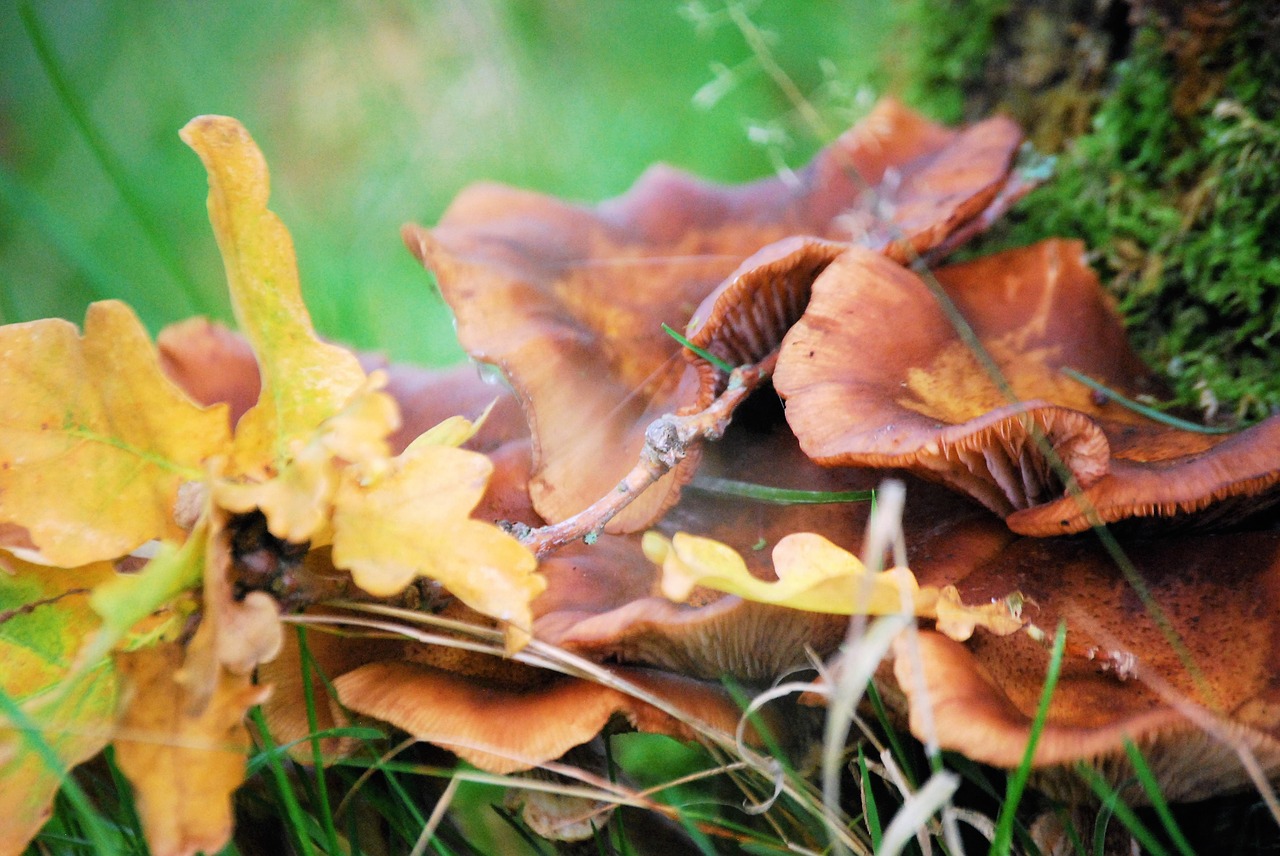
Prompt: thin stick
<box><xmin>519</xmin><ymin>356</ymin><xmax>774</xmax><ymax>557</ymax></box>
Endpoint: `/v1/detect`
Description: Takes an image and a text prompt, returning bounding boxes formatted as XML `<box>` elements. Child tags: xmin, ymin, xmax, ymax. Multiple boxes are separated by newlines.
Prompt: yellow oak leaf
<box><xmin>112</xmin><ymin>642</ymin><xmax>269</xmax><ymax>856</ymax></box>
<box><xmin>0</xmin><ymin>553</ymin><xmax>119</xmax><ymax>854</ymax></box>
<box><xmin>331</xmin><ymin>430</ymin><xmax>543</xmax><ymax>651</ymax></box>
<box><xmin>215</xmin><ymin>377</ymin><xmax>400</xmax><ymax>544</ymax></box>
<box><xmin>180</xmin><ymin>115</ymin><xmax>367</xmax><ymax>477</ymax></box>
<box><xmin>175</xmin><ymin>507</ymin><xmax>283</xmax><ymax>724</ymax></box>
<box><xmin>0</xmin><ymin>301</ymin><xmax>230</xmax><ymax>567</ymax></box>
<box><xmin>81</xmin><ymin>531</ymin><xmax>204</xmax><ymax>671</ymax></box>
<box><xmin>646</xmin><ymin>531</ymin><xmax>1023</xmax><ymax>641</ymax></box>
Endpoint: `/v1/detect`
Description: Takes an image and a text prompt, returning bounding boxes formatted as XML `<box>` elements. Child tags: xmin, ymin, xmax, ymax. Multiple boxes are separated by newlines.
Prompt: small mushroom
<box><xmin>774</xmin><ymin>239</ymin><xmax>1280</xmax><ymax>532</ymax></box>
<box><xmin>332</xmin><ymin>660</ymin><xmax>762</xmax><ymax>775</ymax></box>
<box><xmin>403</xmin><ymin>98</ymin><xmax>1028</xmax><ymax>533</ymax></box>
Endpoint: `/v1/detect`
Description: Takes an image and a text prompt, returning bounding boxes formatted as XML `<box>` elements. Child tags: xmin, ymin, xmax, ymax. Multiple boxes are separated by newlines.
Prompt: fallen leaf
<box><xmin>331</xmin><ymin>430</ymin><xmax>543</xmax><ymax>650</ymax></box>
<box><xmin>180</xmin><ymin>115</ymin><xmax>368</xmax><ymax>478</ymax></box>
<box><xmin>111</xmin><ymin>643</ymin><xmax>269</xmax><ymax>856</ymax></box>
<box><xmin>0</xmin><ymin>301</ymin><xmax>229</xmax><ymax>566</ymax></box>
<box><xmin>647</xmin><ymin>530</ymin><xmax>1022</xmax><ymax>640</ymax></box>
<box><xmin>85</xmin><ymin>530</ymin><xmax>204</xmax><ymax>668</ymax></box>
<box><xmin>214</xmin><ymin>377</ymin><xmax>400</xmax><ymax>544</ymax></box>
<box><xmin>0</xmin><ymin>553</ymin><xmax>119</xmax><ymax>854</ymax></box>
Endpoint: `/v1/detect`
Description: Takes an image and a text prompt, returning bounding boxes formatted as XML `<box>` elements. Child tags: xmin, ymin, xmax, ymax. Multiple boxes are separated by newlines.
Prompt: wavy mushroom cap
<box><xmin>533</xmin><ymin>412</ymin><xmax>1009</xmax><ymax>680</ymax></box>
<box><xmin>332</xmin><ymin>661</ymin><xmax>769</xmax><ymax>775</ymax></box>
<box><xmin>889</xmin><ymin>530</ymin><xmax>1280</xmax><ymax>804</ymax></box>
<box><xmin>403</xmin><ymin>98</ymin><xmax>1027</xmax><ymax>534</ymax></box>
<box><xmin>774</xmin><ymin>238</ymin><xmax>1280</xmax><ymax>534</ymax></box>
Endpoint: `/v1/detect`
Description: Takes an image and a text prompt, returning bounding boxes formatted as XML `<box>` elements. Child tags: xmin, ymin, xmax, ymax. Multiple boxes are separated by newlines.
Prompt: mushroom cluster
<box><xmin>166</xmin><ymin>97</ymin><xmax>1280</xmax><ymax>844</ymax></box>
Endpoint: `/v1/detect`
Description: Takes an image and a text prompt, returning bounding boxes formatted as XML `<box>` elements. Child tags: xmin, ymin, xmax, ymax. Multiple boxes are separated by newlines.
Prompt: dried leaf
<box><xmin>331</xmin><ymin>431</ymin><xmax>542</xmax><ymax>650</ymax></box>
<box><xmin>112</xmin><ymin>643</ymin><xmax>268</xmax><ymax>856</ymax></box>
<box><xmin>647</xmin><ymin>531</ymin><xmax>1022</xmax><ymax>640</ymax></box>
<box><xmin>180</xmin><ymin>115</ymin><xmax>367</xmax><ymax>477</ymax></box>
<box><xmin>0</xmin><ymin>554</ymin><xmax>119</xmax><ymax>852</ymax></box>
<box><xmin>0</xmin><ymin>302</ymin><xmax>229</xmax><ymax>566</ymax></box>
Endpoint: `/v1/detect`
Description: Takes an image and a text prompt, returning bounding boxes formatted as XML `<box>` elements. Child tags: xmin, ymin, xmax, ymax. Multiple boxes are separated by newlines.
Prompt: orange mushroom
<box><xmin>403</xmin><ymin>98</ymin><xmax>1030</xmax><ymax>533</ymax></box>
<box><xmin>884</xmin><ymin>527</ymin><xmax>1280</xmax><ymax>806</ymax></box>
<box><xmin>773</xmin><ymin>238</ymin><xmax>1280</xmax><ymax>533</ymax></box>
<box><xmin>332</xmin><ymin>660</ymin><xmax>764</xmax><ymax>776</ymax></box>
<box><xmin>532</xmin><ymin>409</ymin><xmax>1011</xmax><ymax>681</ymax></box>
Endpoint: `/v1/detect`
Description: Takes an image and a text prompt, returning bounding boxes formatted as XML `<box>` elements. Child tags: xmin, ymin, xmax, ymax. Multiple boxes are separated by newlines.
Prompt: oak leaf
<box><xmin>215</xmin><ymin>377</ymin><xmax>400</xmax><ymax>544</ymax></box>
<box><xmin>646</xmin><ymin>531</ymin><xmax>1023</xmax><ymax>641</ymax></box>
<box><xmin>112</xmin><ymin>642</ymin><xmax>269</xmax><ymax>856</ymax></box>
<box><xmin>0</xmin><ymin>301</ymin><xmax>230</xmax><ymax>567</ymax></box>
<box><xmin>331</xmin><ymin>428</ymin><xmax>543</xmax><ymax>650</ymax></box>
<box><xmin>180</xmin><ymin>116</ymin><xmax>368</xmax><ymax>479</ymax></box>
<box><xmin>0</xmin><ymin>554</ymin><xmax>119</xmax><ymax>854</ymax></box>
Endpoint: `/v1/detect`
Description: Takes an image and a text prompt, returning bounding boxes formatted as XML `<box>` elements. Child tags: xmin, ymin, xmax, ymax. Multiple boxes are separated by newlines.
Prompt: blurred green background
<box><xmin>0</xmin><ymin>0</ymin><xmax>892</xmax><ymax>368</ymax></box>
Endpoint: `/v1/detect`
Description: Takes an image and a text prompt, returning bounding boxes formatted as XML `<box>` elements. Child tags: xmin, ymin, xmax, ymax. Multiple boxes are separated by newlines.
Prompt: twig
<box><xmin>518</xmin><ymin>356</ymin><xmax>775</xmax><ymax>557</ymax></box>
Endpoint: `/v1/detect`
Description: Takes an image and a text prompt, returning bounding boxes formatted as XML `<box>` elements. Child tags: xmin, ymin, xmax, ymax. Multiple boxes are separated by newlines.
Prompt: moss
<box><xmin>892</xmin><ymin>0</ymin><xmax>1010</xmax><ymax>125</ymax></box>
<box><xmin>1000</xmin><ymin>16</ymin><xmax>1280</xmax><ymax>423</ymax></box>
<box><xmin>901</xmin><ymin>2</ymin><xmax>1280</xmax><ymax>424</ymax></box>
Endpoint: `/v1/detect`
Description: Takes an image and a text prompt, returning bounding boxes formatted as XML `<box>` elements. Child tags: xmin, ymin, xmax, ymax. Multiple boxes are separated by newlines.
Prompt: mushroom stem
<box><xmin>520</xmin><ymin>356</ymin><xmax>775</xmax><ymax>558</ymax></box>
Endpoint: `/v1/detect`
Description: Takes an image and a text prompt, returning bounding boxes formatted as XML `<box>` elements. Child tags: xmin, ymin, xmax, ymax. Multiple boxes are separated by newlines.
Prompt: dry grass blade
<box><xmin>289</xmin><ymin>603</ymin><xmax>870</xmax><ymax>852</ymax></box>
<box><xmin>878</xmin><ymin>771</ymin><xmax>960</xmax><ymax>856</ymax></box>
<box><xmin>410</xmin><ymin>774</ymin><xmax>459</xmax><ymax>856</ymax></box>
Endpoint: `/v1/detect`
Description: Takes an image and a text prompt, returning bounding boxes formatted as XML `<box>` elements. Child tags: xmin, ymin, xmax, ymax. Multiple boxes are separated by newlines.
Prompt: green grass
<box><xmin>0</xmin><ymin>0</ymin><xmax>889</xmax><ymax>368</ymax></box>
<box><xmin>7</xmin><ymin>1</ymin><xmax>1280</xmax><ymax>854</ymax></box>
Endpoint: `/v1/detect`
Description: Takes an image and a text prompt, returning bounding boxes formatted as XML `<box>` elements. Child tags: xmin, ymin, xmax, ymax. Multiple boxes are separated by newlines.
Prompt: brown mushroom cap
<box><xmin>332</xmin><ymin>661</ymin><xmax>764</xmax><ymax>775</ymax></box>
<box><xmin>1007</xmin><ymin>417</ymin><xmax>1280</xmax><ymax>535</ymax></box>
<box><xmin>533</xmin><ymin>408</ymin><xmax>1009</xmax><ymax>680</ymax></box>
<box><xmin>774</xmin><ymin>238</ymin><xmax>1280</xmax><ymax>533</ymax></box>
<box><xmin>403</xmin><ymin>98</ymin><xmax>1027</xmax><ymax>533</ymax></box>
<box><xmin>158</xmin><ymin>318</ymin><xmax>261</xmax><ymax>429</ymax></box>
<box><xmin>887</xmin><ymin>529</ymin><xmax>1280</xmax><ymax>804</ymax></box>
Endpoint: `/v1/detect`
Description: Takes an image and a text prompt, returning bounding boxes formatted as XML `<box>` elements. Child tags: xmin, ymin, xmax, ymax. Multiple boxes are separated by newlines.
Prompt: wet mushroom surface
<box><xmin>773</xmin><ymin>238</ymin><xmax>1280</xmax><ymax>534</ymax></box>
<box><xmin>891</xmin><ymin>527</ymin><xmax>1280</xmax><ymax>805</ymax></box>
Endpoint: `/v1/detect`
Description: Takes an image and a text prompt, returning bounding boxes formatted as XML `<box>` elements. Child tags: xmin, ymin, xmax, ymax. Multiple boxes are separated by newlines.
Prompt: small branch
<box><xmin>0</xmin><ymin>588</ymin><xmax>90</xmax><ymax>625</ymax></box>
<box><xmin>520</xmin><ymin>357</ymin><xmax>775</xmax><ymax>557</ymax></box>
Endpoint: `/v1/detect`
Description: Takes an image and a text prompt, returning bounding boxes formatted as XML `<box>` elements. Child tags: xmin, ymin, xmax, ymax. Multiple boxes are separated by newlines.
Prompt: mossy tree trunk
<box><xmin>897</xmin><ymin>0</ymin><xmax>1280</xmax><ymax>424</ymax></box>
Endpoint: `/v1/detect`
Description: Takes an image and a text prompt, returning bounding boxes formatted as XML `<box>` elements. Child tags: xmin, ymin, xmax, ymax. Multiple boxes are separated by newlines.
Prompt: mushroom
<box><xmin>773</xmin><ymin>238</ymin><xmax>1280</xmax><ymax>533</ymax></box>
<box><xmin>533</xmin><ymin>400</ymin><xmax>1012</xmax><ymax>681</ymax></box>
<box><xmin>331</xmin><ymin>660</ymin><xmax>766</xmax><ymax>776</ymax></box>
<box><xmin>402</xmin><ymin>98</ymin><xmax>1030</xmax><ymax>533</ymax></box>
<box><xmin>884</xmin><ymin>526</ymin><xmax>1280</xmax><ymax>807</ymax></box>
